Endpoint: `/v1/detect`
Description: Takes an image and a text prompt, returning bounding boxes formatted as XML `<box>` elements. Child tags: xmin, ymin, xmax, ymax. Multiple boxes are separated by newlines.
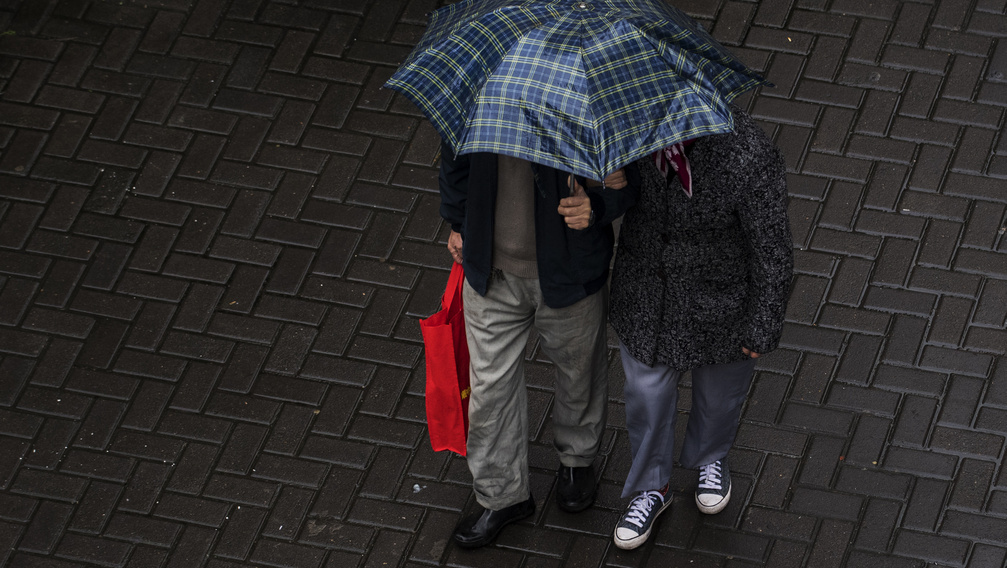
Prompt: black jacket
<box><xmin>439</xmin><ymin>144</ymin><xmax>640</xmax><ymax>309</ymax></box>
<box><xmin>610</xmin><ymin>110</ymin><xmax>794</xmax><ymax>369</ymax></box>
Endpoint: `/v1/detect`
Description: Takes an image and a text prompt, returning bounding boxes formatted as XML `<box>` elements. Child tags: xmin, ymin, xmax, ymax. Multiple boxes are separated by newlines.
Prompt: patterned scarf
<box><xmin>652</xmin><ymin>140</ymin><xmax>695</xmax><ymax>197</ymax></box>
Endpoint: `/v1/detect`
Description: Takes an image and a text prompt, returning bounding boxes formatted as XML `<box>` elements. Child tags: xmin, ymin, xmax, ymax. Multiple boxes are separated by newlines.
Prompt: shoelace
<box><xmin>698</xmin><ymin>461</ymin><xmax>723</xmax><ymax>491</ymax></box>
<box><xmin>623</xmin><ymin>491</ymin><xmax>663</xmax><ymax>528</ymax></box>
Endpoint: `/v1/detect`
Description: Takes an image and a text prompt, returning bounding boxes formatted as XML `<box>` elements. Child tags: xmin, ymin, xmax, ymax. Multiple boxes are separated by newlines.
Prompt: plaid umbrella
<box><xmin>385</xmin><ymin>0</ymin><xmax>769</xmax><ymax>181</ymax></box>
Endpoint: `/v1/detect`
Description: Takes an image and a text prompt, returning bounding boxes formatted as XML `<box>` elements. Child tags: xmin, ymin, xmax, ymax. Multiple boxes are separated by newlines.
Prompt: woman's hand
<box><xmin>592</xmin><ymin>169</ymin><xmax>628</xmax><ymax>189</ymax></box>
<box><xmin>742</xmin><ymin>347</ymin><xmax>760</xmax><ymax>358</ymax></box>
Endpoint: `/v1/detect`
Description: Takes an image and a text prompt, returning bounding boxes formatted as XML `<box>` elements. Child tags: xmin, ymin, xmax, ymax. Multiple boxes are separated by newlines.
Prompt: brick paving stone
<box><xmin>19</xmin><ymin>500</ymin><xmax>72</xmax><ymax>554</ymax></box>
<box><xmin>163</xmin><ymin>525</ymin><xmax>218</xmax><ymax>568</ymax></box>
<box><xmin>788</xmin><ymin>486</ymin><xmax>863</xmax><ymax>522</ymax></box>
<box><xmin>254</xmin><ymin>374</ymin><xmax>326</xmax><ymax>405</ymax></box>
<box><xmin>215</xmin><ymin>423</ymin><xmax>268</xmax><ymax>476</ymax></box>
<box><xmin>17</xmin><ymin>386</ymin><xmax>88</xmax><ymax>421</ymax></box>
<box><xmin>968</xmin><ymin>545</ymin><xmax>1007</xmax><ymax>568</ymax></box>
<box><xmin>743</xmin><ymin>507</ymin><xmax>816</xmax><ymax>541</ymax></box>
<box><xmin>110</xmin><ymin>433</ymin><xmax>182</xmax><ymax>469</ymax></box>
<box><xmin>920</xmin><ymin>345</ymin><xmax>993</xmax><ymax>377</ymax></box>
<box><xmin>126</xmin><ymin>547</ymin><xmax>170</xmax><ymax>568</ymax></box>
<box><xmin>301</xmin><ymin>436</ymin><xmax>372</xmax><ymax>470</ymax></box>
<box><xmin>893</xmin><ymin>529</ymin><xmax>971</xmax><ymax>565</ymax></box>
<box><xmin>908</xmin><ymin>265</ymin><xmax>983</xmax><ymax>298</ymax></box>
<box><xmin>302</xmin><ymin>519</ymin><xmax>375</xmax><ymax>554</ymax></box>
<box><xmin>104</xmin><ymin>512</ymin><xmax>182</xmax><ymax>547</ymax></box>
<box><xmin>216</xmin><ymin>504</ymin><xmax>268</xmax><ymax>560</ymax></box>
<box><xmin>854</xmin><ymin>497</ymin><xmax>901</xmax><ymax>552</ymax></box>
<box><xmin>965</xmin><ymin>326</ymin><xmax>1007</xmax><ymax>354</ymax></box>
<box><xmin>252</xmin><ymin>453</ymin><xmax>327</xmax><ymax>488</ymax></box>
<box><xmin>904</xmin><ymin>480</ymin><xmax>952</xmax><ymax>536</ymax></box>
<box><xmin>23</xmin><ymin>418</ymin><xmax>76</xmax><ymax>470</ymax></box>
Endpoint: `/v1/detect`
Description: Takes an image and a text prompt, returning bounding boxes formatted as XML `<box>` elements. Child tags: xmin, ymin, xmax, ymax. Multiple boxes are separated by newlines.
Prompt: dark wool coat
<box><xmin>439</xmin><ymin>144</ymin><xmax>641</xmax><ymax>309</ymax></box>
<box><xmin>609</xmin><ymin>109</ymin><xmax>794</xmax><ymax>370</ymax></box>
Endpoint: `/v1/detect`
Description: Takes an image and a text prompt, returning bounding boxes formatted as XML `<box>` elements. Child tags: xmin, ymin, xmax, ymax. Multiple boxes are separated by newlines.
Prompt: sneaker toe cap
<box><xmin>696</xmin><ymin>494</ymin><xmax>724</xmax><ymax>508</ymax></box>
<box><xmin>615</xmin><ymin>527</ymin><xmax>642</xmax><ymax>540</ymax></box>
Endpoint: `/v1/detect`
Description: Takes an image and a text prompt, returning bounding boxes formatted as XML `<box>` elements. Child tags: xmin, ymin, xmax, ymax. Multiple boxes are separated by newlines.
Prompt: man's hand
<box><xmin>560</xmin><ymin>176</ymin><xmax>593</xmax><ymax>230</ymax></box>
<box><xmin>448</xmin><ymin>230</ymin><xmax>463</xmax><ymax>264</ymax></box>
<box><xmin>742</xmin><ymin>347</ymin><xmax>761</xmax><ymax>358</ymax></box>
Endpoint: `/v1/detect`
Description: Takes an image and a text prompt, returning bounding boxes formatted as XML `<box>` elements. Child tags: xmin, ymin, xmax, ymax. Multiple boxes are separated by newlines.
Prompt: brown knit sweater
<box><xmin>493</xmin><ymin>155</ymin><xmax>538</xmax><ymax>278</ymax></box>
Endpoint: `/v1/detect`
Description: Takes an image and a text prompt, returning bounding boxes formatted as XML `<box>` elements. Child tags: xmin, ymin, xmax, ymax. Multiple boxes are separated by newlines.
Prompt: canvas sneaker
<box><xmin>613</xmin><ymin>489</ymin><xmax>671</xmax><ymax>550</ymax></box>
<box><xmin>695</xmin><ymin>459</ymin><xmax>731</xmax><ymax>514</ymax></box>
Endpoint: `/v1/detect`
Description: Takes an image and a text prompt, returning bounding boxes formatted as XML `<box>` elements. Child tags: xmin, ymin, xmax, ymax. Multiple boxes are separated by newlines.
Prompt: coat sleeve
<box><xmin>585</xmin><ymin>161</ymin><xmax>642</xmax><ymax>227</ymax></box>
<box><xmin>736</xmin><ymin>142</ymin><xmax>794</xmax><ymax>355</ymax></box>
<box><xmin>438</xmin><ymin>141</ymin><xmax>468</xmax><ymax>233</ymax></box>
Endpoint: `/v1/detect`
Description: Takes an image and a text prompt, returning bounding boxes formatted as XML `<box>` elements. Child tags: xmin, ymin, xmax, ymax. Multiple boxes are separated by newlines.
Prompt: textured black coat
<box><xmin>609</xmin><ymin>109</ymin><xmax>794</xmax><ymax>370</ymax></box>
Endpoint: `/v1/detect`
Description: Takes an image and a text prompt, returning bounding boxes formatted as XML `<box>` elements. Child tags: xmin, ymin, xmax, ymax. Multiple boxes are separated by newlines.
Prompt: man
<box><xmin>439</xmin><ymin>143</ymin><xmax>639</xmax><ymax>548</ymax></box>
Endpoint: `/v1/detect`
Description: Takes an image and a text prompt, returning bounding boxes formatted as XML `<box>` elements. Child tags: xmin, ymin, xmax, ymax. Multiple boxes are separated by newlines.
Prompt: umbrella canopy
<box><xmin>385</xmin><ymin>0</ymin><xmax>770</xmax><ymax>180</ymax></box>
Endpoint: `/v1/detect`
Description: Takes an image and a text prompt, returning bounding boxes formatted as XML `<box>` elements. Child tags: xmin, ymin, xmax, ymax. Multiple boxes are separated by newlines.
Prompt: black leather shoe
<box><xmin>452</xmin><ymin>496</ymin><xmax>535</xmax><ymax>548</ymax></box>
<box><xmin>556</xmin><ymin>465</ymin><xmax>597</xmax><ymax>513</ymax></box>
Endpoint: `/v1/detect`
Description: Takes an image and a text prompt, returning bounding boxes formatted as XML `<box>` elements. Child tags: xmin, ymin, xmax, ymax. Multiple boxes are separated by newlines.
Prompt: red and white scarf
<box><xmin>652</xmin><ymin>140</ymin><xmax>694</xmax><ymax>197</ymax></box>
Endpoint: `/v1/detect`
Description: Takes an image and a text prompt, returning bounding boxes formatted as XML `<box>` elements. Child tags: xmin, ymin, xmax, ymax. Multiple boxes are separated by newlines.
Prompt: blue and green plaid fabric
<box><xmin>386</xmin><ymin>0</ymin><xmax>769</xmax><ymax>180</ymax></box>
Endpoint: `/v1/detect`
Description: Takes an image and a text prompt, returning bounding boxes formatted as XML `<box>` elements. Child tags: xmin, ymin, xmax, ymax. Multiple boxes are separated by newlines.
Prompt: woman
<box><xmin>608</xmin><ymin>107</ymin><xmax>793</xmax><ymax>550</ymax></box>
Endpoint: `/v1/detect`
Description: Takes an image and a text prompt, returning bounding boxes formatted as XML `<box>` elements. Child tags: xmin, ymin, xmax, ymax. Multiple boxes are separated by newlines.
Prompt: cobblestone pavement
<box><xmin>0</xmin><ymin>0</ymin><xmax>1005</xmax><ymax>566</ymax></box>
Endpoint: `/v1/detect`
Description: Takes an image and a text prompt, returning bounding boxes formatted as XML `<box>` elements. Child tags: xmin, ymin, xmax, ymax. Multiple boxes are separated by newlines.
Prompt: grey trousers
<box><xmin>619</xmin><ymin>338</ymin><xmax>756</xmax><ymax>497</ymax></box>
<box><xmin>462</xmin><ymin>271</ymin><xmax>609</xmax><ymax>510</ymax></box>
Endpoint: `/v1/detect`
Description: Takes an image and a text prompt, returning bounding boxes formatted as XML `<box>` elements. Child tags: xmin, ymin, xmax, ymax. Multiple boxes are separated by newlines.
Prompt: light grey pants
<box><xmin>463</xmin><ymin>270</ymin><xmax>609</xmax><ymax>510</ymax></box>
<box><xmin>619</xmin><ymin>338</ymin><xmax>756</xmax><ymax>497</ymax></box>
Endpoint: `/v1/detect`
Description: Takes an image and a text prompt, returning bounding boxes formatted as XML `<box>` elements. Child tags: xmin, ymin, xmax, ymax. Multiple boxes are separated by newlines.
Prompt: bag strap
<box><xmin>442</xmin><ymin>262</ymin><xmax>465</xmax><ymax>310</ymax></box>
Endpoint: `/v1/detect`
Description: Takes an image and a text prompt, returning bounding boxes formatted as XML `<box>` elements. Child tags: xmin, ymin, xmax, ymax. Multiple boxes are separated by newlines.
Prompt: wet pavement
<box><xmin>0</xmin><ymin>0</ymin><xmax>1005</xmax><ymax>566</ymax></box>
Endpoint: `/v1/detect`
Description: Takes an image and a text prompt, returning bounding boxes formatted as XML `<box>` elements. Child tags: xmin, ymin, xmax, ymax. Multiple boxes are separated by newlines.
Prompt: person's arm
<box><xmin>559</xmin><ymin>163</ymin><xmax>642</xmax><ymax>229</ymax></box>
<box><xmin>438</xmin><ymin>140</ymin><xmax>468</xmax><ymax>234</ymax></box>
<box><xmin>584</xmin><ymin>161</ymin><xmax>641</xmax><ymax>227</ymax></box>
<box><xmin>737</xmin><ymin>143</ymin><xmax>794</xmax><ymax>356</ymax></box>
<box><xmin>438</xmin><ymin>141</ymin><xmax>468</xmax><ymax>262</ymax></box>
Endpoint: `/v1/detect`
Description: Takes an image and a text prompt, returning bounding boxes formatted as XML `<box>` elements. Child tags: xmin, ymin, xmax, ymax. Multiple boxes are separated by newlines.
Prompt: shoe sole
<box><xmin>453</xmin><ymin>505</ymin><xmax>535</xmax><ymax>549</ymax></box>
<box><xmin>557</xmin><ymin>494</ymin><xmax>596</xmax><ymax>513</ymax></box>
<box><xmin>695</xmin><ymin>485</ymin><xmax>731</xmax><ymax>515</ymax></box>
<box><xmin>612</xmin><ymin>499</ymin><xmax>671</xmax><ymax>550</ymax></box>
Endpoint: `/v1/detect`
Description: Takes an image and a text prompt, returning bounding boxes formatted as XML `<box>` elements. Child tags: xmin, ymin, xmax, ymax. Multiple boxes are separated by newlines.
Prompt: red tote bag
<box><xmin>419</xmin><ymin>263</ymin><xmax>470</xmax><ymax>455</ymax></box>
